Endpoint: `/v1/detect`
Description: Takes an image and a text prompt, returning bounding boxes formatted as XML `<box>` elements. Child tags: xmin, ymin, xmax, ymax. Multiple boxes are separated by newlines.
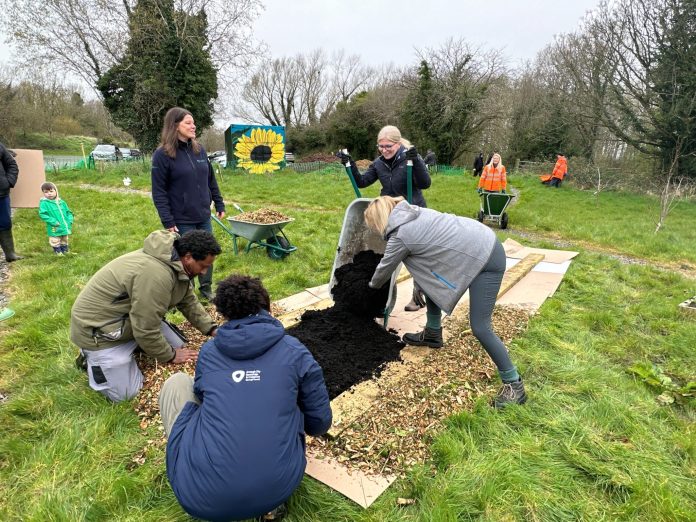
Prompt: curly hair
<box><xmin>174</xmin><ymin>230</ymin><xmax>222</xmax><ymax>260</ymax></box>
<box><xmin>213</xmin><ymin>274</ymin><xmax>271</xmax><ymax>320</ymax></box>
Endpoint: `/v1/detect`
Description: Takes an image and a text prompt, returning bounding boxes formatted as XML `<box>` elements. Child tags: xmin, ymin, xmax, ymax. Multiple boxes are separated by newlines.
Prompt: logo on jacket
<box><xmin>231</xmin><ymin>370</ymin><xmax>262</xmax><ymax>383</ymax></box>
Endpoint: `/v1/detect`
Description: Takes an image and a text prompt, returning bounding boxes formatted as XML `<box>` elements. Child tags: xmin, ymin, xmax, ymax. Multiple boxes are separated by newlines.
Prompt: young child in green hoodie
<box><xmin>38</xmin><ymin>182</ymin><xmax>74</xmax><ymax>255</ymax></box>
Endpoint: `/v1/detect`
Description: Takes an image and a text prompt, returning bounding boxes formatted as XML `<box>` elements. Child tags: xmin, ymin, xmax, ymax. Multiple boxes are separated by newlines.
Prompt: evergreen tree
<box><xmin>98</xmin><ymin>0</ymin><xmax>218</xmax><ymax>151</ymax></box>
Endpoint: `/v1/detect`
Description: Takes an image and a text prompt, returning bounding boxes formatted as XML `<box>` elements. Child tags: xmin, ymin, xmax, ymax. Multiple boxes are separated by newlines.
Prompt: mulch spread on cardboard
<box><xmin>306</xmin><ymin>306</ymin><xmax>530</xmax><ymax>476</ymax></box>
<box><xmin>132</xmin><ymin>266</ymin><xmax>530</xmax><ymax>477</ymax></box>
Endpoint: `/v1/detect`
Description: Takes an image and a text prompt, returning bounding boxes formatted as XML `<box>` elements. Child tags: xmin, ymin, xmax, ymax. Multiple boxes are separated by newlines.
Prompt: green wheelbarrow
<box><xmin>477</xmin><ymin>191</ymin><xmax>513</xmax><ymax>229</ymax></box>
<box><xmin>212</xmin><ymin>209</ymin><xmax>297</xmax><ymax>260</ymax></box>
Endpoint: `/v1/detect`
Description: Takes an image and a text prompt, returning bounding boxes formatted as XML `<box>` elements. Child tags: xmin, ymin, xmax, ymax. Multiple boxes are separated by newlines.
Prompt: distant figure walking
<box><xmin>473</xmin><ymin>152</ymin><xmax>484</xmax><ymax>177</ymax></box>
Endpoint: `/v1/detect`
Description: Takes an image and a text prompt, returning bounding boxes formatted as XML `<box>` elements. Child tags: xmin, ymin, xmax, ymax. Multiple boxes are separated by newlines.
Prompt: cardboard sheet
<box><xmin>496</xmin><ymin>271</ymin><xmax>565</xmax><ymax>310</ymax></box>
<box><xmin>502</xmin><ymin>238</ymin><xmax>578</xmax><ymax>263</ymax></box>
<box><xmin>10</xmin><ymin>149</ymin><xmax>45</xmax><ymax>208</ymax></box>
<box><xmin>306</xmin><ymin>452</ymin><xmax>396</xmax><ymax>508</ymax></box>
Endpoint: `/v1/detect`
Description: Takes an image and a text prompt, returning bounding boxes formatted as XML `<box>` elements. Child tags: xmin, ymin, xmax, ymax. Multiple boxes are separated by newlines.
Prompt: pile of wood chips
<box><xmin>131</xmin><ymin>305</ymin><xmax>529</xmax><ymax>477</ymax></box>
<box><xmin>232</xmin><ymin>208</ymin><xmax>291</xmax><ymax>224</ymax></box>
<box><xmin>354</xmin><ymin>159</ymin><xmax>373</xmax><ymax>169</ymax></box>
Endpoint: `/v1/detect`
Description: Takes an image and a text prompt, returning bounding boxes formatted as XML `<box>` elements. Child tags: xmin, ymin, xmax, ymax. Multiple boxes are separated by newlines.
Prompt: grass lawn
<box><xmin>0</xmin><ymin>166</ymin><xmax>694</xmax><ymax>521</ymax></box>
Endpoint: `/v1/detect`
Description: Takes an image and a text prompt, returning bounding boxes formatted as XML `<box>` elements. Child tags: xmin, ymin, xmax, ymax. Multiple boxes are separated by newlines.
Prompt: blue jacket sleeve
<box><xmin>207</xmin><ymin>160</ymin><xmax>225</xmax><ymax>212</ymax></box>
<box><xmin>151</xmin><ymin>149</ymin><xmax>175</xmax><ymax>228</ymax></box>
<box><xmin>349</xmin><ymin>161</ymin><xmax>378</xmax><ymax>189</ymax></box>
<box><xmin>297</xmin><ymin>349</ymin><xmax>332</xmax><ymax>436</ymax></box>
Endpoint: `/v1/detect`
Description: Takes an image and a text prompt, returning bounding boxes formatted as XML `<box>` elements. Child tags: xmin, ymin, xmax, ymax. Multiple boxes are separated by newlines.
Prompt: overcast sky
<box><xmin>253</xmin><ymin>0</ymin><xmax>602</xmax><ymax>68</ymax></box>
<box><xmin>0</xmin><ymin>0</ymin><xmax>601</xmax><ymax>68</ymax></box>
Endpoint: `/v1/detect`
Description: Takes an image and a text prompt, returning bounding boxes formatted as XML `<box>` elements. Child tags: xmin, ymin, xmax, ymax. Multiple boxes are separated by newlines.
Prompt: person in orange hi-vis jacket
<box><xmin>477</xmin><ymin>153</ymin><xmax>507</xmax><ymax>193</ymax></box>
<box><xmin>549</xmin><ymin>154</ymin><xmax>567</xmax><ymax>188</ymax></box>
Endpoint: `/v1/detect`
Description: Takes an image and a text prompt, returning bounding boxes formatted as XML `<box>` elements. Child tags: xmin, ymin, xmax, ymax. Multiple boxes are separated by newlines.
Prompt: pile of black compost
<box><xmin>286</xmin><ymin>250</ymin><xmax>404</xmax><ymax>400</ymax></box>
<box><xmin>287</xmin><ymin>308</ymin><xmax>404</xmax><ymax>400</ymax></box>
<box><xmin>331</xmin><ymin>250</ymin><xmax>390</xmax><ymax>318</ymax></box>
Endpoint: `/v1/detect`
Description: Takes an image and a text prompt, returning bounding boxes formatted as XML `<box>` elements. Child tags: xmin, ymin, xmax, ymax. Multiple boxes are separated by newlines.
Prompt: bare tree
<box><xmin>0</xmin><ymin>0</ymin><xmax>262</xmax><ymax>91</ymax></box>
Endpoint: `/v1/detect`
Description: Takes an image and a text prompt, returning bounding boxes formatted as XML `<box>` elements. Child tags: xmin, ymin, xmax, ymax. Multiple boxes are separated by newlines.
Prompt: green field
<box><xmin>1</xmin><ymin>167</ymin><xmax>694</xmax><ymax>521</ymax></box>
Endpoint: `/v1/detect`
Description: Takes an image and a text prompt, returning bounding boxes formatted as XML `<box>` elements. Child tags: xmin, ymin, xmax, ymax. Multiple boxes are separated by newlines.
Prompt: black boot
<box><xmin>402</xmin><ymin>327</ymin><xmax>443</xmax><ymax>348</ymax></box>
<box><xmin>493</xmin><ymin>378</ymin><xmax>527</xmax><ymax>408</ymax></box>
<box><xmin>0</xmin><ymin>229</ymin><xmax>23</xmax><ymax>262</ymax></box>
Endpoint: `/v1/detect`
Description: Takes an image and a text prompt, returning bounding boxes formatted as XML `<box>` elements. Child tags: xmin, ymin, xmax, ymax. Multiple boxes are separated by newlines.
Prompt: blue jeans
<box><xmin>177</xmin><ymin>219</ymin><xmax>214</xmax><ymax>291</ymax></box>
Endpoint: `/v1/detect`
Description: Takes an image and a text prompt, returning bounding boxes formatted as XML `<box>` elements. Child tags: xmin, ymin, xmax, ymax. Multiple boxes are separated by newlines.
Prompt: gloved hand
<box><xmin>405</xmin><ymin>146</ymin><xmax>418</xmax><ymax>160</ymax></box>
<box><xmin>501</xmin><ymin>189</ymin><xmax>506</xmax><ymax>194</ymax></box>
<box><xmin>477</xmin><ymin>188</ymin><xmax>483</xmax><ymax>194</ymax></box>
<box><xmin>335</xmin><ymin>149</ymin><xmax>352</xmax><ymax>165</ymax></box>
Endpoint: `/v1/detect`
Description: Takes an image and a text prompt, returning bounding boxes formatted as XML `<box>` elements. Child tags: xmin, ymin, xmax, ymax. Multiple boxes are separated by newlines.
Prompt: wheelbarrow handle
<box><xmin>406</xmin><ymin>159</ymin><xmax>413</xmax><ymax>204</ymax></box>
<box><xmin>343</xmin><ymin>162</ymin><xmax>362</xmax><ymax>199</ymax></box>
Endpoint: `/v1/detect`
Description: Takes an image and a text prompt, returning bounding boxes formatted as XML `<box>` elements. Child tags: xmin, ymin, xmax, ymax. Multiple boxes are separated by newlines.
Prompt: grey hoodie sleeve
<box><xmin>369</xmin><ymin>236</ymin><xmax>410</xmax><ymax>289</ymax></box>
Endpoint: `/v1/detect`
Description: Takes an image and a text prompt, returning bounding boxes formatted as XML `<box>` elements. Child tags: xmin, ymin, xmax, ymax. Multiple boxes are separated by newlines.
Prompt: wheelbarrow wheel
<box><xmin>477</xmin><ymin>210</ymin><xmax>484</xmax><ymax>222</ymax></box>
<box><xmin>501</xmin><ymin>212</ymin><xmax>509</xmax><ymax>229</ymax></box>
<box><xmin>267</xmin><ymin>235</ymin><xmax>291</xmax><ymax>260</ymax></box>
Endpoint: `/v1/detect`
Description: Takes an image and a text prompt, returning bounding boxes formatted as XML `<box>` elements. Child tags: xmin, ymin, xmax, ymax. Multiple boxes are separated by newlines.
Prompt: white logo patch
<box><xmin>231</xmin><ymin>369</ymin><xmax>262</xmax><ymax>383</ymax></box>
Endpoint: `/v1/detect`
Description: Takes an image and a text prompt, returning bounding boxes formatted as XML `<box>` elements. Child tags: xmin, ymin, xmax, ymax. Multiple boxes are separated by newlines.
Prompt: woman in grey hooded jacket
<box><xmin>365</xmin><ymin>196</ymin><xmax>526</xmax><ymax>408</ymax></box>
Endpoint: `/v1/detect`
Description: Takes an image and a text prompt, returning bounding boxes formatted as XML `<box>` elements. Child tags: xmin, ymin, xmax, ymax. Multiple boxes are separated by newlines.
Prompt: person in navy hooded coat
<box><xmin>159</xmin><ymin>274</ymin><xmax>332</xmax><ymax>522</ymax></box>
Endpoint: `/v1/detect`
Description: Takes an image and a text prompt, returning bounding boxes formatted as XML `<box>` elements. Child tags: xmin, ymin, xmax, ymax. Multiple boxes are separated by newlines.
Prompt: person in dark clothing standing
<box><xmin>152</xmin><ymin>107</ymin><xmax>225</xmax><ymax>301</ymax></box>
<box><xmin>424</xmin><ymin>149</ymin><xmax>437</xmax><ymax>172</ymax></box>
<box><xmin>336</xmin><ymin>125</ymin><xmax>432</xmax><ymax>311</ymax></box>
<box><xmin>160</xmin><ymin>274</ymin><xmax>332</xmax><ymax>522</ymax></box>
<box><xmin>0</xmin><ymin>143</ymin><xmax>23</xmax><ymax>262</ymax></box>
<box><xmin>473</xmin><ymin>152</ymin><xmax>484</xmax><ymax>177</ymax></box>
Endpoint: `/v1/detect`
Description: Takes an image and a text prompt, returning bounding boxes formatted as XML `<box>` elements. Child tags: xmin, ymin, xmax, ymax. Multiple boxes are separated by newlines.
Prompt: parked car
<box><xmin>129</xmin><ymin>148</ymin><xmax>143</xmax><ymax>158</ymax></box>
<box><xmin>90</xmin><ymin>144</ymin><xmax>118</xmax><ymax>161</ymax></box>
<box><xmin>210</xmin><ymin>154</ymin><xmax>227</xmax><ymax>168</ymax></box>
<box><xmin>120</xmin><ymin>148</ymin><xmax>132</xmax><ymax>159</ymax></box>
<box><xmin>207</xmin><ymin>150</ymin><xmax>226</xmax><ymax>161</ymax></box>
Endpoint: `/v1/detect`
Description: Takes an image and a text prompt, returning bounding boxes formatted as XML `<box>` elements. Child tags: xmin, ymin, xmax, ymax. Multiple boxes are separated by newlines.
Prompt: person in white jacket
<box><xmin>365</xmin><ymin>196</ymin><xmax>526</xmax><ymax>408</ymax></box>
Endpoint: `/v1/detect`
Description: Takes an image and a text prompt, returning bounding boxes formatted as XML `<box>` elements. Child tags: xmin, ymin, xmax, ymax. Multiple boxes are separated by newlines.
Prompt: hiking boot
<box><xmin>255</xmin><ymin>503</ymin><xmax>287</xmax><ymax>521</ymax></box>
<box><xmin>493</xmin><ymin>378</ymin><xmax>527</xmax><ymax>408</ymax></box>
<box><xmin>402</xmin><ymin>327</ymin><xmax>443</xmax><ymax>348</ymax></box>
<box><xmin>404</xmin><ymin>298</ymin><xmax>425</xmax><ymax>312</ymax></box>
<box><xmin>199</xmin><ymin>286</ymin><xmax>214</xmax><ymax>301</ymax></box>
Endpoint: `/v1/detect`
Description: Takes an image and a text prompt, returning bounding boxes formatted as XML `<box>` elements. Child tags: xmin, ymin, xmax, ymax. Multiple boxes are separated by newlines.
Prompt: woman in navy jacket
<box><xmin>151</xmin><ymin>107</ymin><xmax>225</xmax><ymax>301</ymax></box>
<box><xmin>159</xmin><ymin>274</ymin><xmax>332</xmax><ymax>522</ymax></box>
<box><xmin>337</xmin><ymin>125</ymin><xmax>432</xmax><ymax>311</ymax></box>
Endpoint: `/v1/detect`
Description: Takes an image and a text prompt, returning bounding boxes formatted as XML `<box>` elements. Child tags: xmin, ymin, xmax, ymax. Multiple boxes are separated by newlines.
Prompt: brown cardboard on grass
<box><xmin>10</xmin><ymin>149</ymin><xmax>45</xmax><ymax>208</ymax></box>
<box><xmin>503</xmin><ymin>238</ymin><xmax>578</xmax><ymax>264</ymax></box>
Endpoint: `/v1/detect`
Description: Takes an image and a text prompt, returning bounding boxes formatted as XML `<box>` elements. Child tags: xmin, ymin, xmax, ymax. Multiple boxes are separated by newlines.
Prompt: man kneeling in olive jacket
<box><xmin>70</xmin><ymin>230</ymin><xmax>221</xmax><ymax>402</ymax></box>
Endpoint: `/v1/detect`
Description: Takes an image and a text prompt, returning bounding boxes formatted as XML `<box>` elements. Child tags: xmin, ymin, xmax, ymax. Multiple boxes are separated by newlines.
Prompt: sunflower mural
<box><xmin>224</xmin><ymin>124</ymin><xmax>286</xmax><ymax>174</ymax></box>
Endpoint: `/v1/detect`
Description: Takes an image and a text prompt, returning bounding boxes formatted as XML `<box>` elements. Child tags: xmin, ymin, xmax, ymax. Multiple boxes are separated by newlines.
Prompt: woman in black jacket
<box><xmin>0</xmin><ymin>143</ymin><xmax>22</xmax><ymax>262</ymax></box>
<box><xmin>337</xmin><ymin>125</ymin><xmax>432</xmax><ymax>311</ymax></box>
<box><xmin>151</xmin><ymin>108</ymin><xmax>226</xmax><ymax>301</ymax></box>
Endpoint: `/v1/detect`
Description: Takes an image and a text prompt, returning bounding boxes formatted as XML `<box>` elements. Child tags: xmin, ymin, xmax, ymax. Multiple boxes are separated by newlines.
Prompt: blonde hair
<box><xmin>488</xmin><ymin>153</ymin><xmax>502</xmax><ymax>166</ymax></box>
<box><xmin>364</xmin><ymin>196</ymin><xmax>405</xmax><ymax>236</ymax></box>
<box><xmin>377</xmin><ymin>125</ymin><xmax>412</xmax><ymax>149</ymax></box>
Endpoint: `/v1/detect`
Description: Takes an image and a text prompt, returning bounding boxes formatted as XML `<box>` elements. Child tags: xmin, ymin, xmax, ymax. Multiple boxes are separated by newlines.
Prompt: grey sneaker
<box><xmin>493</xmin><ymin>378</ymin><xmax>527</xmax><ymax>408</ymax></box>
<box><xmin>402</xmin><ymin>327</ymin><xmax>443</xmax><ymax>348</ymax></box>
